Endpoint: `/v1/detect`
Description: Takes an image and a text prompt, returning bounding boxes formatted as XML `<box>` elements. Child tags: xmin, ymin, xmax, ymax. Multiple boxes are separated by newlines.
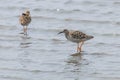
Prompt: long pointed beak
<box><xmin>58</xmin><ymin>31</ymin><xmax>63</xmax><ymax>35</ymax></box>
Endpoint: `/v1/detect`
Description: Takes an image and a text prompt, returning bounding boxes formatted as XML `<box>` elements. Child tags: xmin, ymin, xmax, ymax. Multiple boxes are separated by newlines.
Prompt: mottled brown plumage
<box><xmin>58</xmin><ymin>29</ymin><xmax>94</xmax><ymax>53</ymax></box>
<box><xmin>19</xmin><ymin>10</ymin><xmax>31</xmax><ymax>35</ymax></box>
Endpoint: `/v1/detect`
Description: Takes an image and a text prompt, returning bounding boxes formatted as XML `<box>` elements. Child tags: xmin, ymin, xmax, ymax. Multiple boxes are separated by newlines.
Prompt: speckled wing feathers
<box><xmin>70</xmin><ymin>31</ymin><xmax>87</xmax><ymax>40</ymax></box>
<box><xmin>19</xmin><ymin>14</ymin><xmax>31</xmax><ymax>26</ymax></box>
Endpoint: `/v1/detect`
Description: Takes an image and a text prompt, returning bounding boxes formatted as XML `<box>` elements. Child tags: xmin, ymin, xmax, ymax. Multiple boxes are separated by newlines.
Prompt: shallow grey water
<box><xmin>0</xmin><ymin>0</ymin><xmax>120</xmax><ymax>80</ymax></box>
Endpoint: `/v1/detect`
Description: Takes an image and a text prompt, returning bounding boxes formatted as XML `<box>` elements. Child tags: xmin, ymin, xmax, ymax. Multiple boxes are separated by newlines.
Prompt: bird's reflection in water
<box><xmin>65</xmin><ymin>53</ymin><xmax>89</xmax><ymax>80</ymax></box>
<box><xmin>64</xmin><ymin>53</ymin><xmax>82</xmax><ymax>80</ymax></box>
<box><xmin>20</xmin><ymin>34</ymin><xmax>32</xmax><ymax>48</ymax></box>
<box><xmin>18</xmin><ymin>34</ymin><xmax>32</xmax><ymax>68</ymax></box>
<box><xmin>67</xmin><ymin>53</ymin><xmax>82</xmax><ymax>66</ymax></box>
<box><xmin>67</xmin><ymin>52</ymin><xmax>89</xmax><ymax>66</ymax></box>
<box><xmin>71</xmin><ymin>52</ymin><xmax>82</xmax><ymax>56</ymax></box>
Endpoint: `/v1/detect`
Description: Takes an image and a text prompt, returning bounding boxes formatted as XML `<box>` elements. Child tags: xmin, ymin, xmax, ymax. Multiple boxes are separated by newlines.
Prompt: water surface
<box><xmin>0</xmin><ymin>0</ymin><xmax>120</xmax><ymax>80</ymax></box>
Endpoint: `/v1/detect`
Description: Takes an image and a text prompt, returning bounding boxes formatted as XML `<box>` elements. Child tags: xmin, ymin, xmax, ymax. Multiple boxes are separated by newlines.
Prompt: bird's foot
<box><xmin>71</xmin><ymin>52</ymin><xmax>81</xmax><ymax>56</ymax></box>
<box><xmin>23</xmin><ymin>32</ymin><xmax>27</xmax><ymax>35</ymax></box>
<box><xmin>77</xmin><ymin>47</ymin><xmax>82</xmax><ymax>53</ymax></box>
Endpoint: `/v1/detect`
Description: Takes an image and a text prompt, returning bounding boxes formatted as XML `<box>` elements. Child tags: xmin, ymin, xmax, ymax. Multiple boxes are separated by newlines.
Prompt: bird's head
<box><xmin>58</xmin><ymin>29</ymin><xmax>69</xmax><ymax>34</ymax></box>
<box><xmin>25</xmin><ymin>10</ymin><xmax>30</xmax><ymax>15</ymax></box>
<box><xmin>22</xmin><ymin>10</ymin><xmax>30</xmax><ymax>16</ymax></box>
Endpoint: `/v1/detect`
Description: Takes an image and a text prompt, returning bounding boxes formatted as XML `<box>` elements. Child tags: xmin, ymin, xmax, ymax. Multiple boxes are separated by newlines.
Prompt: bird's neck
<box><xmin>65</xmin><ymin>32</ymin><xmax>69</xmax><ymax>39</ymax></box>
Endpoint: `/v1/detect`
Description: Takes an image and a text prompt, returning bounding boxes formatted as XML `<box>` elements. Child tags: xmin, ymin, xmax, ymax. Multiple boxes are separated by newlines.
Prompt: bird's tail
<box><xmin>86</xmin><ymin>35</ymin><xmax>94</xmax><ymax>40</ymax></box>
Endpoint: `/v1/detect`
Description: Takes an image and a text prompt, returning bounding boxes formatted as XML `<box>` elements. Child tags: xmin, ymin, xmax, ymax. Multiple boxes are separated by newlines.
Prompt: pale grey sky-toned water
<box><xmin>0</xmin><ymin>0</ymin><xmax>120</xmax><ymax>80</ymax></box>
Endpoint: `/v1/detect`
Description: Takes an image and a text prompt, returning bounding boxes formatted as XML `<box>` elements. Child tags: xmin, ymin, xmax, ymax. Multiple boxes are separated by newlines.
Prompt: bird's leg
<box><xmin>79</xmin><ymin>41</ymin><xmax>84</xmax><ymax>52</ymax></box>
<box><xmin>77</xmin><ymin>43</ymin><xmax>79</xmax><ymax>53</ymax></box>
<box><xmin>23</xmin><ymin>26</ymin><xmax>27</xmax><ymax>35</ymax></box>
<box><xmin>23</xmin><ymin>26</ymin><xmax>25</xmax><ymax>33</ymax></box>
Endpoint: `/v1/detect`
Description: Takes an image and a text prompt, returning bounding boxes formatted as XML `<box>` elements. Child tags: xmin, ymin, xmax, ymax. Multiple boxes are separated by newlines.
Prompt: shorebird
<box><xmin>19</xmin><ymin>10</ymin><xmax>31</xmax><ymax>35</ymax></box>
<box><xmin>58</xmin><ymin>29</ymin><xmax>94</xmax><ymax>53</ymax></box>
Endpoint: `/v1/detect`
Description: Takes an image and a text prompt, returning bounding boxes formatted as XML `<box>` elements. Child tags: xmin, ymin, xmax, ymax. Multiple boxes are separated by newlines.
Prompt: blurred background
<box><xmin>0</xmin><ymin>0</ymin><xmax>120</xmax><ymax>80</ymax></box>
